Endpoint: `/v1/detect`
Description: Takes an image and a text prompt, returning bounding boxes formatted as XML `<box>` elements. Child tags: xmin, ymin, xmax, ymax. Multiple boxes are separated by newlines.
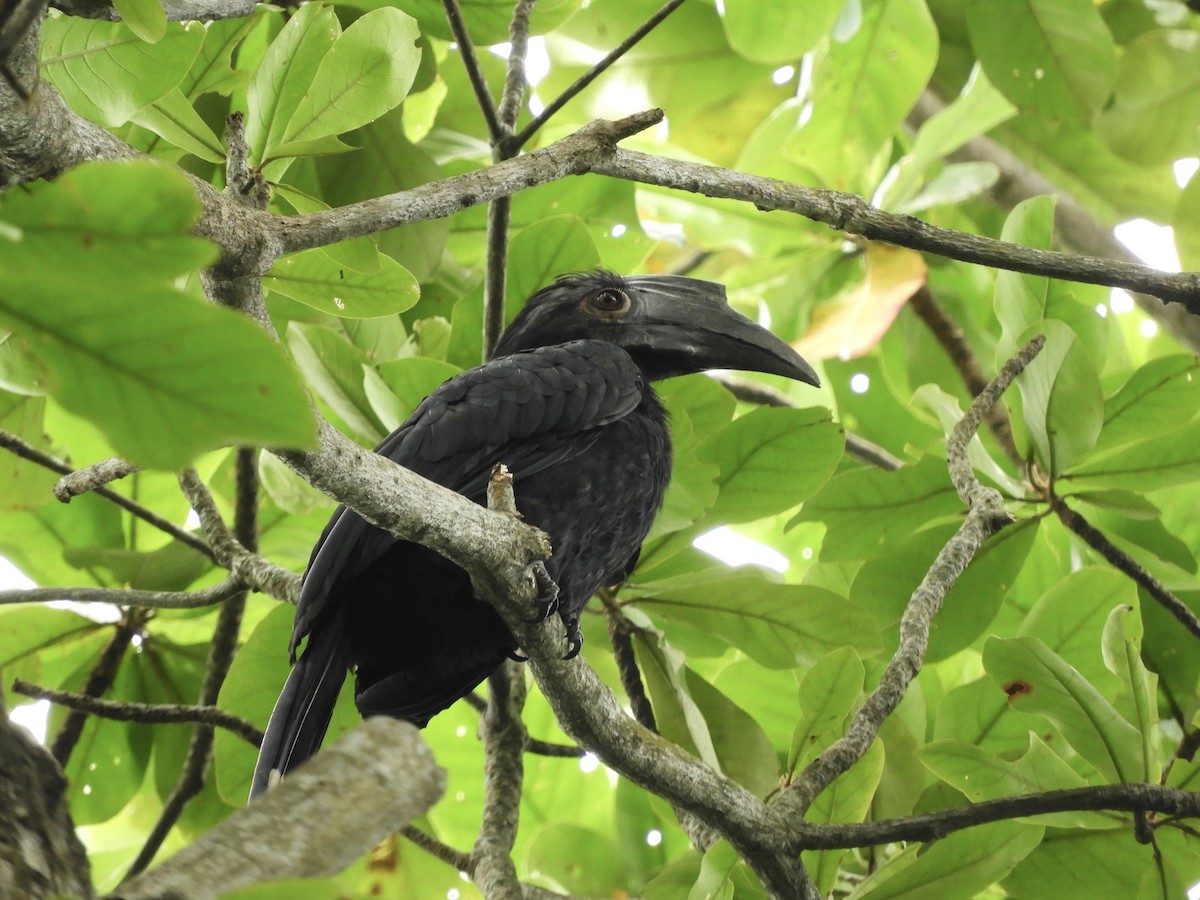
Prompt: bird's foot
<box><xmin>525</xmin><ymin>562</ymin><xmax>561</xmax><ymax>624</ymax></box>
<box><xmin>560</xmin><ymin>612</ymin><xmax>583</xmax><ymax>660</ymax></box>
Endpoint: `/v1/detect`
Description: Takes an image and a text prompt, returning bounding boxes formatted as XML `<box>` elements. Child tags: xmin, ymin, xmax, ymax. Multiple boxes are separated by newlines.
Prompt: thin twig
<box><xmin>0</xmin><ymin>578</ymin><xmax>244</xmax><ymax>610</ymax></box>
<box><xmin>126</xmin><ymin>450</ymin><xmax>258</xmax><ymax>878</ymax></box>
<box><xmin>464</xmin><ymin>690</ymin><xmax>582</xmax><ymax>756</ymax></box>
<box><xmin>512</xmin><ymin>0</ymin><xmax>688</xmax><ymax>149</ymax></box>
<box><xmin>441</xmin><ymin>0</ymin><xmax>502</xmax><ymax>142</ymax></box>
<box><xmin>780</xmin><ymin>337</ymin><xmax>1043</xmax><ymax>817</ymax></box>
<box><xmin>12</xmin><ymin>679</ymin><xmax>264</xmax><ymax>747</ymax></box>
<box><xmin>1052</xmin><ymin>497</ymin><xmax>1200</xmax><ymax>642</ymax></box>
<box><xmin>400</xmin><ymin>825</ymin><xmax>473</xmax><ymax>872</ymax></box>
<box><xmin>0</xmin><ymin>431</ymin><xmax>215</xmax><ymax>561</ymax></box>
<box><xmin>176</xmin><ymin>467</ymin><xmax>301</xmax><ymax>603</ymax></box>
<box><xmin>52</xmin><ymin>456</ymin><xmax>140</xmax><ymax>501</ymax></box>
<box><xmin>482</xmin><ymin>0</ymin><xmax>537</xmax><ymax>360</ymax></box>
<box><xmin>789</xmin><ymin>783</ymin><xmax>1200</xmax><ymax>850</ymax></box>
<box><xmin>50</xmin><ymin>609</ymin><xmax>150</xmax><ymax>766</ymax></box>
<box><xmin>909</xmin><ymin>286</ymin><xmax>1023</xmax><ymax>468</ymax></box>
<box><xmin>712</xmin><ymin>374</ymin><xmax>903</xmax><ymax>471</ymax></box>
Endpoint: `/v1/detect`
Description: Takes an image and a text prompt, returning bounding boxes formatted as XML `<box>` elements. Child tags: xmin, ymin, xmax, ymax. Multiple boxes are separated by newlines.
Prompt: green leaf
<box><xmin>918</xmin><ymin>735</ymin><xmax>1111</xmax><ymax>828</ymax></box>
<box><xmin>0</xmin><ymin>162</ymin><xmax>316</xmax><ymax>468</ymax></box>
<box><xmin>631</xmin><ymin>625</ymin><xmax>720</xmax><ymax>770</ymax></box>
<box><xmin>1013</xmin><ymin>320</ymin><xmax>1103</xmax><ymax>476</ymax></box>
<box><xmin>276</xmin><ymin>9</ymin><xmax>421</xmax><ymax>149</ymax></box>
<box><xmin>0</xmin><ymin>492</ymin><xmax>125</xmax><ymax>586</ymax></box>
<box><xmin>1100</xmin><ymin>605</ymin><xmax>1159</xmax><ymax>783</ymax></box>
<box><xmin>364</xmin><ymin>357</ymin><xmax>461</xmax><ymax>431</ymax></box>
<box><xmin>808</xmin><ymin>740</ymin><xmax>885</xmax><ymax>897</ymax></box>
<box><xmin>787</xmin><ymin>646</ymin><xmax>864</xmax><ymax>773</ymax></box>
<box><xmin>967</xmin><ymin>0</ymin><xmax>1115</xmax><ymax>118</ymax></box>
<box><xmin>112</xmin><ymin>0</ymin><xmax>167</xmax><ymax>43</ymax></box>
<box><xmin>505</xmin><ymin>216</ymin><xmax>601</xmax><ymax>325</ymax></box>
<box><xmin>287</xmin><ymin>322</ymin><xmax>386</xmax><ymax>443</ymax></box>
<box><xmin>1061</xmin><ymin>421</ymin><xmax>1200</xmax><ymax>490</ymax></box>
<box><xmin>982</xmin><ymin>636</ymin><xmax>1145</xmax><ymax>783</ymax></box>
<box><xmin>847</xmin><ymin>821</ymin><xmax>1043</xmax><ymax>900</ymax></box>
<box><xmin>245</xmin><ymin>4</ymin><xmax>340</xmax><ymax>167</ymax></box>
<box><xmin>1002</xmin><ymin>829</ymin><xmax>1165</xmax><ymax>899</ymax></box>
<box><xmin>650</xmin><ymin>405</ymin><xmax>720</xmax><ymax>537</ymax></box>
<box><xmin>789</xmin><ymin>455</ymin><xmax>961</xmax><ymax>561</ymax></box>
<box><xmin>265</xmin><ymin>248</ymin><xmax>420</xmax><ymax>319</ymax></box>
<box><xmin>1091</xmin><ymin>355</ymin><xmax>1200</xmax><ymax>455</ymax></box>
<box><xmin>684</xmin><ymin>668</ymin><xmax>780</xmax><ymax>798</ymax></box>
<box><xmin>722</xmin><ymin>0</ymin><xmax>842</xmax><ymax>64</ymax></box>
<box><xmin>880</xmin><ymin>64</ymin><xmax>1015</xmax><ymax>210</ymax></box>
<box><xmin>632</xmin><ymin>574</ymin><xmax>882</xmax><ymax>669</ymax></box>
<box><xmin>698</xmin><ymin>407</ymin><xmax>844</xmax><ymax>524</ymax></box>
<box><xmin>0</xmin><ymin>394</ymin><xmax>56</xmax><ymax>510</ymax></box>
<box><xmin>893</xmin><ymin>161</ymin><xmax>999</xmax><ymax>214</ymax></box>
<box><xmin>687</xmin><ymin>840</ymin><xmax>739</xmax><ymax>900</ymax></box>
<box><xmin>131</xmin><ymin>87</ymin><xmax>226</xmax><ymax>163</ymax></box>
<box><xmin>1096</xmin><ymin>30</ymin><xmax>1200</xmax><ymax>165</ymax></box>
<box><xmin>785</xmin><ymin>0</ymin><xmax>938</xmax><ymax>190</ymax></box>
<box><xmin>40</xmin><ymin>19</ymin><xmax>204</xmax><ymax>126</ymax></box>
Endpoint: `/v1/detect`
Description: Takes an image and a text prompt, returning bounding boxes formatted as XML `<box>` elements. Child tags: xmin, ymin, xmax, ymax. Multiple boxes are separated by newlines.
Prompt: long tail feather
<box><xmin>249</xmin><ymin>616</ymin><xmax>347</xmax><ymax>801</ymax></box>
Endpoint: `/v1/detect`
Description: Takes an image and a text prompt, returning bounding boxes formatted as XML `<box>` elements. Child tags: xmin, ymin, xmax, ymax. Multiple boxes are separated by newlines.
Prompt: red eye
<box><xmin>589</xmin><ymin>288</ymin><xmax>629</xmax><ymax>315</ymax></box>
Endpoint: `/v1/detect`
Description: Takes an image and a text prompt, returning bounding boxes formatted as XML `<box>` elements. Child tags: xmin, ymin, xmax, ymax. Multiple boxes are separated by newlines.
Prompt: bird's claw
<box><xmin>561</xmin><ymin>614</ymin><xmax>583</xmax><ymax>660</ymax></box>
<box><xmin>507</xmin><ymin>648</ymin><xmax>529</xmax><ymax>662</ymax></box>
<box><xmin>524</xmin><ymin>563</ymin><xmax>561</xmax><ymax>624</ymax></box>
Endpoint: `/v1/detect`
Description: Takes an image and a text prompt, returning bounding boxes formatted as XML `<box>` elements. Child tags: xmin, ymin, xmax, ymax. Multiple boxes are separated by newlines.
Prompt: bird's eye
<box><xmin>588</xmin><ymin>288</ymin><xmax>630</xmax><ymax>316</ymax></box>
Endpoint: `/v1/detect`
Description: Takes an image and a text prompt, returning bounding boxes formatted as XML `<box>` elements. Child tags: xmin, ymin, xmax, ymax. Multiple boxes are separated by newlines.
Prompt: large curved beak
<box><xmin>622</xmin><ymin>275</ymin><xmax>820</xmax><ymax>386</ymax></box>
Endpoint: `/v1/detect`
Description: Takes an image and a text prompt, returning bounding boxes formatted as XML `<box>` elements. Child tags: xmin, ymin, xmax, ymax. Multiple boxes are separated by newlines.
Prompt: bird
<box><xmin>250</xmin><ymin>269</ymin><xmax>819</xmax><ymax>799</ymax></box>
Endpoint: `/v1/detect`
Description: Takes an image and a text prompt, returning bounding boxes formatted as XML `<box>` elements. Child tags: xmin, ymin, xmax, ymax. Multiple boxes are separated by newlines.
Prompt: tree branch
<box><xmin>0</xmin><ymin>578</ymin><xmax>244</xmax><ymax>610</ymax></box>
<box><xmin>12</xmin><ymin>678</ymin><xmax>264</xmax><ymax>747</ymax></box>
<box><xmin>790</xmin><ymin>783</ymin><xmax>1200</xmax><ymax>850</ymax></box>
<box><xmin>110</xmin><ymin>719</ymin><xmax>446</xmax><ymax>900</ymax></box>
<box><xmin>50</xmin><ymin>0</ymin><xmax>257</xmax><ymax>22</ymax></box>
<box><xmin>52</xmin><ymin>456</ymin><xmax>140</xmax><ymax>501</ymax></box>
<box><xmin>1052</xmin><ymin>496</ymin><xmax>1200</xmax><ymax>642</ymax></box>
<box><xmin>441</xmin><ymin>0</ymin><xmax>502</xmax><ymax>143</ymax></box>
<box><xmin>777</xmin><ymin>336</ymin><xmax>1043</xmax><ymax>818</ymax></box>
<box><xmin>176</xmin><ymin>467</ymin><xmax>300</xmax><ymax>604</ymax></box>
<box><xmin>592</xmin><ymin>149</ymin><xmax>1200</xmax><ymax>309</ymax></box>
<box><xmin>0</xmin><ymin>431</ymin><xmax>215</xmax><ymax>561</ymax></box>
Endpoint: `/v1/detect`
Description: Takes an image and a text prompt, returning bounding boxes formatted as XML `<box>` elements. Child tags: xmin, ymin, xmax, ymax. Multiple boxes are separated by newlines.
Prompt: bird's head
<box><xmin>493</xmin><ymin>270</ymin><xmax>820</xmax><ymax>385</ymax></box>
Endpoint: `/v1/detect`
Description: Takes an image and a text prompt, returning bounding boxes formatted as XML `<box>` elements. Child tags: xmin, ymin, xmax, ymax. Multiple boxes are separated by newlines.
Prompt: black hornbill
<box><xmin>250</xmin><ymin>270</ymin><xmax>818</xmax><ymax>799</ymax></box>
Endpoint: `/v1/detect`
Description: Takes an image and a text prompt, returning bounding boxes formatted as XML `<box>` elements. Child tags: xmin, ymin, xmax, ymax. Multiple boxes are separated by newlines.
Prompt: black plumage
<box><xmin>251</xmin><ymin>271</ymin><xmax>818</xmax><ymax>799</ymax></box>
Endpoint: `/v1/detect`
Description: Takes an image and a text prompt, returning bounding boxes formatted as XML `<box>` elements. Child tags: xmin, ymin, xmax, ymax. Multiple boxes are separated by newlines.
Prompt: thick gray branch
<box><xmin>50</xmin><ymin>0</ymin><xmax>257</xmax><ymax>22</ymax></box>
<box><xmin>592</xmin><ymin>149</ymin><xmax>1200</xmax><ymax>310</ymax></box>
<box><xmin>111</xmin><ymin>718</ymin><xmax>445</xmax><ymax>899</ymax></box>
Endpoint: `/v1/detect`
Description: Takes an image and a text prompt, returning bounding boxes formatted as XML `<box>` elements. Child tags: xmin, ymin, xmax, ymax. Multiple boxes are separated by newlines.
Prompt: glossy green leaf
<box><xmin>848</xmin><ymin>820</ymin><xmax>1043</xmax><ymax>900</ymax></box>
<box><xmin>684</xmin><ymin>668</ymin><xmax>780</xmax><ymax>798</ymax></box>
<box><xmin>1061</xmin><ymin>421</ymin><xmax>1200</xmax><ymax>491</ymax></box>
<box><xmin>40</xmin><ymin>19</ymin><xmax>204</xmax><ymax>126</ymax></box>
<box><xmin>131</xmin><ymin>87</ymin><xmax>226</xmax><ymax>163</ymax></box>
<box><xmin>722</xmin><ymin>0</ymin><xmax>842</xmax><ymax>64</ymax></box>
<box><xmin>982</xmin><ymin>636</ymin><xmax>1144</xmax><ymax>783</ymax></box>
<box><xmin>699</xmin><ymin>406</ymin><xmax>844</xmax><ymax>524</ymax></box>
<box><xmin>245</xmin><ymin>4</ymin><xmax>340</xmax><ymax>166</ymax></box>
<box><xmin>277</xmin><ymin>9</ymin><xmax>421</xmax><ymax>150</ymax></box>
<box><xmin>265</xmin><ymin>247</ymin><xmax>420</xmax><ymax>319</ymax></box>
<box><xmin>687</xmin><ymin>840</ymin><xmax>739</xmax><ymax>900</ymax></box>
<box><xmin>1091</xmin><ymin>355</ymin><xmax>1200</xmax><ymax>455</ymax></box>
<box><xmin>808</xmin><ymin>740</ymin><xmax>885</xmax><ymax>897</ymax></box>
<box><xmin>1013</xmin><ymin>320</ymin><xmax>1103</xmax><ymax>476</ymax></box>
<box><xmin>112</xmin><ymin>0</ymin><xmax>167</xmax><ymax>43</ymax></box>
<box><xmin>631</xmin><ymin>625</ymin><xmax>720</xmax><ymax>771</ymax></box>
<box><xmin>788</xmin><ymin>646</ymin><xmax>864</xmax><ymax>774</ymax></box>
<box><xmin>287</xmin><ymin>322</ymin><xmax>386</xmax><ymax>443</ymax></box>
<box><xmin>364</xmin><ymin>357</ymin><xmax>461</xmax><ymax>431</ymax></box>
<box><xmin>918</xmin><ymin>735</ymin><xmax>1112</xmax><ymax>828</ymax></box>
<box><xmin>967</xmin><ymin>0</ymin><xmax>1115</xmax><ymax>118</ymax></box>
<box><xmin>1096</xmin><ymin>30</ymin><xmax>1200</xmax><ymax>165</ymax></box>
<box><xmin>786</xmin><ymin>0</ymin><xmax>938</xmax><ymax>189</ymax></box>
<box><xmin>1002</xmin><ymin>829</ymin><xmax>1166</xmax><ymax>899</ymax></box>
<box><xmin>633</xmin><ymin>574</ymin><xmax>882</xmax><ymax>669</ymax></box>
<box><xmin>505</xmin><ymin>216</ymin><xmax>602</xmax><ymax>325</ymax></box>
<box><xmin>1100</xmin><ymin>605</ymin><xmax>1159</xmax><ymax>783</ymax></box>
<box><xmin>0</xmin><ymin>163</ymin><xmax>315</xmax><ymax>468</ymax></box>
<box><xmin>790</xmin><ymin>455</ymin><xmax>961</xmax><ymax>561</ymax></box>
